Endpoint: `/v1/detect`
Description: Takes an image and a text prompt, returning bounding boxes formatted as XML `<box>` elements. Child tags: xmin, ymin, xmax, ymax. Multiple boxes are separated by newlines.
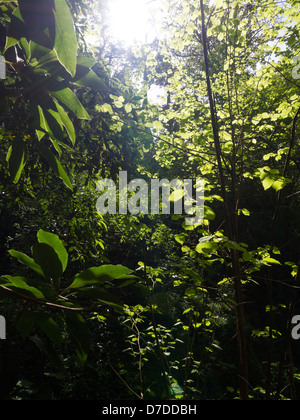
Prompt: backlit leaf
<box><xmin>6</xmin><ymin>137</ymin><xmax>26</xmax><ymax>183</ymax></box>
<box><xmin>55</xmin><ymin>101</ymin><xmax>76</xmax><ymax>145</ymax></box>
<box><xmin>53</xmin><ymin>0</ymin><xmax>77</xmax><ymax>77</ymax></box>
<box><xmin>51</xmin><ymin>88</ymin><xmax>90</xmax><ymax>120</ymax></box>
<box><xmin>9</xmin><ymin>250</ymin><xmax>44</xmax><ymax>277</ymax></box>
<box><xmin>68</xmin><ymin>265</ymin><xmax>134</xmax><ymax>289</ymax></box>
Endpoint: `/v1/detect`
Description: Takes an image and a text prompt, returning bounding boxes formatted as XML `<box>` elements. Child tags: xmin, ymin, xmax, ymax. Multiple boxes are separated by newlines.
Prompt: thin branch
<box><xmin>283</xmin><ymin>106</ymin><xmax>300</xmax><ymax>178</ymax></box>
<box><xmin>107</xmin><ymin>353</ymin><xmax>143</xmax><ymax>400</ymax></box>
<box><xmin>112</xmin><ymin>113</ymin><xmax>219</xmax><ymax>165</ymax></box>
<box><xmin>0</xmin><ymin>285</ymin><xmax>88</xmax><ymax>312</ymax></box>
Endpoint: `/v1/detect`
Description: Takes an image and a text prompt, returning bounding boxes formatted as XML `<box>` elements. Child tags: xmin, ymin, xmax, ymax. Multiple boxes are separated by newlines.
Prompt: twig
<box><xmin>0</xmin><ymin>285</ymin><xmax>88</xmax><ymax>312</ymax></box>
<box><xmin>107</xmin><ymin>354</ymin><xmax>143</xmax><ymax>400</ymax></box>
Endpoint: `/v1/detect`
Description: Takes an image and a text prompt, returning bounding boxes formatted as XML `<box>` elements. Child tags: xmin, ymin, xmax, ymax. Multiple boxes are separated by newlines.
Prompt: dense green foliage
<box><xmin>0</xmin><ymin>0</ymin><xmax>299</xmax><ymax>400</ymax></box>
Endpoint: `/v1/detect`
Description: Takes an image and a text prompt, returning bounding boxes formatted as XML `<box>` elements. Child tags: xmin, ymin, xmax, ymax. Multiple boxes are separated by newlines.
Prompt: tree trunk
<box><xmin>199</xmin><ymin>0</ymin><xmax>249</xmax><ymax>400</ymax></box>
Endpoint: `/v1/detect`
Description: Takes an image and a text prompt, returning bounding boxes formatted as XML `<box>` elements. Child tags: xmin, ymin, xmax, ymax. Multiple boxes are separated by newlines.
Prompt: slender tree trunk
<box><xmin>199</xmin><ymin>0</ymin><xmax>248</xmax><ymax>400</ymax></box>
<box><xmin>271</xmin><ymin>107</ymin><xmax>300</xmax><ymax>399</ymax></box>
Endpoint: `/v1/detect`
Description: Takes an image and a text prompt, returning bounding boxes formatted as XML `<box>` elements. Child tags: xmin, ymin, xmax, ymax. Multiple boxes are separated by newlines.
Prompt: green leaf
<box><xmin>4</xmin><ymin>36</ymin><xmax>19</xmax><ymax>51</ymax></box>
<box><xmin>30</xmin><ymin>43</ymin><xmax>56</xmax><ymax>62</ymax></box>
<box><xmin>204</xmin><ymin>206</ymin><xmax>216</xmax><ymax>221</ymax></box>
<box><xmin>175</xmin><ymin>234</ymin><xmax>186</xmax><ymax>245</ymax></box>
<box><xmin>154</xmin><ymin>120</ymin><xmax>163</xmax><ymax>130</ymax></box>
<box><xmin>16</xmin><ymin>310</ymin><xmax>36</xmax><ymax>339</ymax></box>
<box><xmin>0</xmin><ymin>276</ymin><xmax>45</xmax><ymax>300</ymax></box>
<box><xmin>55</xmin><ymin>101</ymin><xmax>76</xmax><ymax>145</ymax></box>
<box><xmin>15</xmin><ymin>1</ymin><xmax>54</xmax><ymax>49</ymax></box>
<box><xmin>37</xmin><ymin>229</ymin><xmax>68</xmax><ymax>273</ymax></box>
<box><xmin>72</xmin><ymin>65</ymin><xmax>108</xmax><ymax>91</ymax></box>
<box><xmin>9</xmin><ymin>250</ymin><xmax>44</xmax><ymax>277</ymax></box>
<box><xmin>19</xmin><ymin>37</ymin><xmax>31</xmax><ymax>60</ymax></box>
<box><xmin>32</xmin><ymin>242</ymin><xmax>63</xmax><ymax>288</ymax></box>
<box><xmin>6</xmin><ymin>138</ymin><xmax>26</xmax><ymax>183</ymax></box>
<box><xmin>100</xmin><ymin>103</ymin><xmax>114</xmax><ymax>115</ymax></box>
<box><xmin>285</xmin><ymin>262</ymin><xmax>298</xmax><ymax>278</ymax></box>
<box><xmin>125</xmin><ymin>103</ymin><xmax>132</xmax><ymax>113</ymax></box>
<box><xmin>272</xmin><ymin>178</ymin><xmax>286</xmax><ymax>192</ymax></box>
<box><xmin>73</xmin><ymin>287</ymin><xmax>123</xmax><ymax>310</ymax></box>
<box><xmin>38</xmin><ymin>143</ymin><xmax>73</xmax><ymax>190</ymax></box>
<box><xmin>171</xmin><ymin>383</ymin><xmax>184</xmax><ymax>398</ymax></box>
<box><xmin>37</xmin><ymin>104</ymin><xmax>65</xmax><ymax>145</ymax></box>
<box><xmin>170</xmin><ymin>188</ymin><xmax>185</xmax><ymax>202</ymax></box>
<box><xmin>198</xmin><ymin>235</ymin><xmax>215</xmax><ymax>243</ymax></box>
<box><xmin>222</xmin><ymin>240</ymin><xmax>246</xmax><ymax>252</ymax></box>
<box><xmin>37</xmin><ymin>315</ymin><xmax>62</xmax><ymax>345</ymax></box>
<box><xmin>53</xmin><ymin>0</ymin><xmax>77</xmax><ymax>77</ymax></box>
<box><xmin>6</xmin><ymin>7</ymin><xmax>26</xmax><ymax>49</ymax></box>
<box><xmin>68</xmin><ymin>265</ymin><xmax>134</xmax><ymax>289</ymax></box>
<box><xmin>195</xmin><ymin>241</ymin><xmax>219</xmax><ymax>255</ymax></box>
<box><xmin>262</xmin><ymin>176</ymin><xmax>274</xmax><ymax>191</ymax></box>
<box><xmin>240</xmin><ymin>208</ymin><xmax>250</xmax><ymax>216</ymax></box>
<box><xmin>263</xmin><ymin>257</ymin><xmax>281</xmax><ymax>266</ymax></box>
<box><xmin>76</xmin><ymin>56</ymin><xmax>96</xmax><ymax>68</ymax></box>
<box><xmin>18</xmin><ymin>0</ymin><xmax>54</xmax><ymax>32</ymax></box>
<box><xmin>51</xmin><ymin>88</ymin><xmax>90</xmax><ymax>120</ymax></box>
<box><xmin>64</xmin><ymin>313</ymin><xmax>90</xmax><ymax>364</ymax></box>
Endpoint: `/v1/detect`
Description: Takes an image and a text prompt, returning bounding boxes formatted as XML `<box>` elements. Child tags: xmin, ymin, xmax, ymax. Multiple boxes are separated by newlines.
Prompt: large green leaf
<box><xmin>37</xmin><ymin>105</ymin><xmax>74</xmax><ymax>156</ymax></box>
<box><xmin>9</xmin><ymin>250</ymin><xmax>44</xmax><ymax>277</ymax></box>
<box><xmin>10</xmin><ymin>3</ymin><xmax>54</xmax><ymax>49</ymax></box>
<box><xmin>16</xmin><ymin>311</ymin><xmax>62</xmax><ymax>344</ymax></box>
<box><xmin>204</xmin><ymin>206</ymin><xmax>216</xmax><ymax>221</ymax></box>
<box><xmin>6</xmin><ymin>7</ymin><xmax>27</xmax><ymax>48</ymax></box>
<box><xmin>32</xmin><ymin>242</ymin><xmax>63</xmax><ymax>289</ymax></box>
<box><xmin>72</xmin><ymin>63</ymin><xmax>108</xmax><ymax>92</ymax></box>
<box><xmin>37</xmin><ymin>314</ymin><xmax>62</xmax><ymax>345</ymax></box>
<box><xmin>30</xmin><ymin>42</ymin><xmax>54</xmax><ymax>61</ymax></box>
<box><xmin>0</xmin><ymin>276</ymin><xmax>45</xmax><ymax>300</ymax></box>
<box><xmin>37</xmin><ymin>229</ymin><xmax>68</xmax><ymax>273</ymax></box>
<box><xmin>261</xmin><ymin>175</ymin><xmax>274</xmax><ymax>191</ymax></box>
<box><xmin>19</xmin><ymin>37</ymin><xmax>31</xmax><ymax>61</ymax></box>
<box><xmin>71</xmin><ymin>287</ymin><xmax>124</xmax><ymax>310</ymax></box>
<box><xmin>31</xmin><ymin>102</ymin><xmax>68</xmax><ymax>155</ymax></box>
<box><xmin>76</xmin><ymin>56</ymin><xmax>96</xmax><ymax>68</ymax></box>
<box><xmin>195</xmin><ymin>241</ymin><xmax>219</xmax><ymax>255</ymax></box>
<box><xmin>37</xmin><ymin>104</ymin><xmax>65</xmax><ymax>145</ymax></box>
<box><xmin>6</xmin><ymin>137</ymin><xmax>26</xmax><ymax>183</ymax></box>
<box><xmin>18</xmin><ymin>0</ymin><xmax>55</xmax><ymax>32</ymax></box>
<box><xmin>68</xmin><ymin>265</ymin><xmax>134</xmax><ymax>289</ymax></box>
<box><xmin>55</xmin><ymin>101</ymin><xmax>76</xmax><ymax>145</ymax></box>
<box><xmin>53</xmin><ymin>0</ymin><xmax>77</xmax><ymax>77</ymax></box>
<box><xmin>64</xmin><ymin>313</ymin><xmax>90</xmax><ymax>364</ymax></box>
<box><xmin>51</xmin><ymin>88</ymin><xmax>90</xmax><ymax>120</ymax></box>
<box><xmin>30</xmin><ymin>229</ymin><xmax>69</xmax><ymax>290</ymax></box>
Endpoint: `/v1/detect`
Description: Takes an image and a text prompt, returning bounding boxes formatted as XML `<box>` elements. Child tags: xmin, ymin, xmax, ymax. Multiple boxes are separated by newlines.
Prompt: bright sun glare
<box><xmin>108</xmin><ymin>0</ymin><xmax>152</xmax><ymax>45</ymax></box>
